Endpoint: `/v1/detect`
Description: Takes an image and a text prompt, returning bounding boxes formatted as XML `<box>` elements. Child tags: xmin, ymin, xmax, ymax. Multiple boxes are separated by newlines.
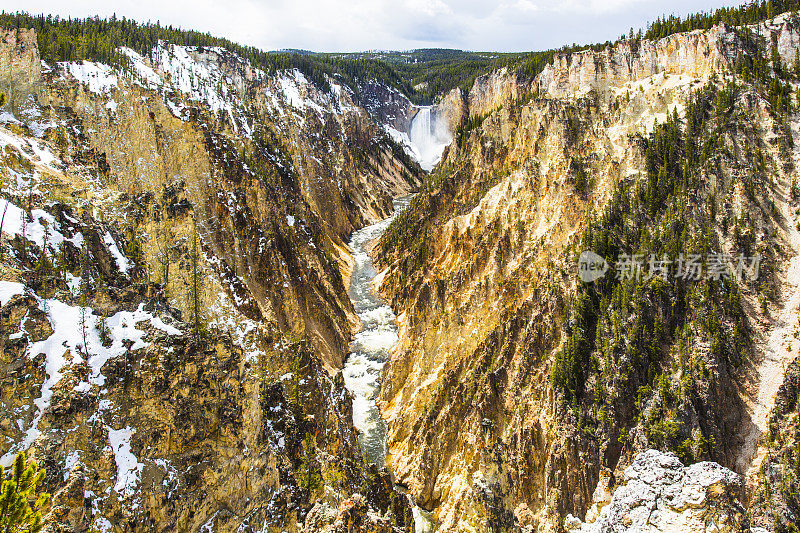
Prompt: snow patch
<box><xmin>153</xmin><ymin>42</ymin><xmax>232</xmax><ymax>115</ymax></box>
<box><xmin>0</xmin><ymin>281</ymin><xmax>24</xmax><ymax>306</ymax></box>
<box><xmin>63</xmin><ymin>450</ymin><xmax>81</xmax><ymax>481</ymax></box>
<box><xmin>277</xmin><ymin>70</ymin><xmax>327</xmax><ymax>115</ymax></box>
<box><xmin>118</xmin><ymin>47</ymin><xmax>163</xmax><ymax>90</ymax></box>
<box><xmin>63</xmin><ymin>61</ymin><xmax>118</xmax><ymax>94</ymax></box>
<box><xmin>107</xmin><ymin>426</ymin><xmax>143</xmax><ymax>497</ymax></box>
<box><xmin>0</xmin><ymin>126</ymin><xmax>61</xmax><ymax>170</ymax></box>
<box><xmin>0</xmin><ymin>297</ymin><xmax>181</xmax><ymax>465</ymax></box>
<box><xmin>0</xmin><ymin>199</ymin><xmax>82</xmax><ymax>250</ymax></box>
<box><xmin>104</xmin><ymin>231</ymin><xmax>130</xmax><ymax>274</ymax></box>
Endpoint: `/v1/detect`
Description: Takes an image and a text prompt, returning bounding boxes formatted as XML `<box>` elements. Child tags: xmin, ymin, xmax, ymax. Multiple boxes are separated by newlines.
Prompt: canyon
<box><xmin>0</xmin><ymin>7</ymin><xmax>800</xmax><ymax>533</ymax></box>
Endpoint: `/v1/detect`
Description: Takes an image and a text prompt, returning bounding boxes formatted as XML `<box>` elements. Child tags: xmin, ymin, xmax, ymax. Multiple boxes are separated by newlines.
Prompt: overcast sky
<box><xmin>6</xmin><ymin>0</ymin><xmax>746</xmax><ymax>53</ymax></box>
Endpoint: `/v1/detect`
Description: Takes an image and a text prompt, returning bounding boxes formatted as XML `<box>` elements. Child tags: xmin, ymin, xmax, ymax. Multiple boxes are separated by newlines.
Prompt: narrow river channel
<box><xmin>342</xmin><ymin>195</ymin><xmax>434</xmax><ymax>532</ymax></box>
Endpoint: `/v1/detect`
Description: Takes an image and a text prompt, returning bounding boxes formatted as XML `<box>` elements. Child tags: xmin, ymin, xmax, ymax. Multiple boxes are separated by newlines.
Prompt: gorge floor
<box><xmin>341</xmin><ymin>196</ymin><xmax>436</xmax><ymax>531</ymax></box>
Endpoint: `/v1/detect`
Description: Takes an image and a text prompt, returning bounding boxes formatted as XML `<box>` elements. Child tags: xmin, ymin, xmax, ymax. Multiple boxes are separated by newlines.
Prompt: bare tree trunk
<box><xmin>191</xmin><ymin>222</ymin><xmax>201</xmax><ymax>338</ymax></box>
<box><xmin>0</xmin><ymin>201</ymin><xmax>8</xmax><ymax>261</ymax></box>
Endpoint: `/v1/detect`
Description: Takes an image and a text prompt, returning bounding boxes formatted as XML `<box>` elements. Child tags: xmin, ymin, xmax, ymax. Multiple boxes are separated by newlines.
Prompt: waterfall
<box><xmin>408</xmin><ymin>106</ymin><xmax>451</xmax><ymax>171</ymax></box>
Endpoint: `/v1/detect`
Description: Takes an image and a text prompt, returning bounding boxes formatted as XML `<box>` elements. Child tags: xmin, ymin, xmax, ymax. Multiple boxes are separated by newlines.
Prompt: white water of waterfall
<box><xmin>408</xmin><ymin>106</ymin><xmax>451</xmax><ymax>172</ymax></box>
<box><xmin>342</xmin><ymin>195</ymin><xmax>435</xmax><ymax>533</ymax></box>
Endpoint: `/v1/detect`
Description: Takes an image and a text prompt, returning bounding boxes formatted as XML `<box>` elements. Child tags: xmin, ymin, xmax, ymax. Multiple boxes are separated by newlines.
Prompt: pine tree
<box><xmin>156</xmin><ymin>217</ymin><xmax>171</xmax><ymax>296</ymax></box>
<box><xmin>297</xmin><ymin>434</ymin><xmax>321</xmax><ymax>493</ymax></box>
<box><xmin>125</xmin><ymin>225</ymin><xmax>144</xmax><ymax>281</ymax></box>
<box><xmin>35</xmin><ymin>221</ymin><xmax>53</xmax><ymax>297</ymax></box>
<box><xmin>794</xmin><ymin>49</ymin><xmax>800</xmax><ymax>78</ymax></box>
<box><xmin>190</xmin><ymin>222</ymin><xmax>204</xmax><ymax>338</ymax></box>
<box><xmin>0</xmin><ymin>201</ymin><xmax>8</xmax><ymax>262</ymax></box>
<box><xmin>79</xmin><ymin>235</ymin><xmax>91</xmax><ymax>359</ymax></box>
<box><xmin>19</xmin><ymin>210</ymin><xmax>28</xmax><ymax>267</ymax></box>
<box><xmin>54</xmin><ymin>243</ymin><xmax>68</xmax><ymax>287</ymax></box>
<box><xmin>772</xmin><ymin>42</ymin><xmax>783</xmax><ymax>76</ymax></box>
<box><xmin>0</xmin><ymin>451</ymin><xmax>50</xmax><ymax>533</ymax></box>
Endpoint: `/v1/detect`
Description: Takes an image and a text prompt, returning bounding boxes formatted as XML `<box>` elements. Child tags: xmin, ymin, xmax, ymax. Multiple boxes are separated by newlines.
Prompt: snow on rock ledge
<box><xmin>62</xmin><ymin>60</ymin><xmax>118</xmax><ymax>94</ymax></box>
<box><xmin>565</xmin><ymin>450</ymin><xmax>746</xmax><ymax>533</ymax></box>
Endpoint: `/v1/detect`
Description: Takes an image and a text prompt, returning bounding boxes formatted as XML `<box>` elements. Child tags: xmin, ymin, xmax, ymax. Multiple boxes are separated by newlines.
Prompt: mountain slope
<box><xmin>375</xmin><ymin>14</ymin><xmax>800</xmax><ymax>531</ymax></box>
<box><xmin>0</xmin><ymin>25</ymin><xmax>422</xmax><ymax>532</ymax></box>
<box><xmin>7</xmin><ymin>5</ymin><xmax>800</xmax><ymax>533</ymax></box>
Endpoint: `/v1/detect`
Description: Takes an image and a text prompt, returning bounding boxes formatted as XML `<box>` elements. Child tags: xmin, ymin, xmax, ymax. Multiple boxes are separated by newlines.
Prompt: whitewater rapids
<box><xmin>342</xmin><ymin>196</ymin><xmax>436</xmax><ymax>532</ymax></box>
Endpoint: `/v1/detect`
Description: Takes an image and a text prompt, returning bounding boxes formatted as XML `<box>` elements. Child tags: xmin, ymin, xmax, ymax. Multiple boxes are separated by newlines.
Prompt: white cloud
<box><xmin>13</xmin><ymin>0</ymin><xmax>747</xmax><ymax>52</ymax></box>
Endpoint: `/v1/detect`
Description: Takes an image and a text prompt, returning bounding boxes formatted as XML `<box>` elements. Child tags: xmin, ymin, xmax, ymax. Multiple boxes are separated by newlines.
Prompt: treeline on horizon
<box><xmin>330</xmin><ymin>0</ymin><xmax>800</xmax><ymax>101</ymax></box>
<box><xmin>644</xmin><ymin>0</ymin><xmax>800</xmax><ymax>40</ymax></box>
<box><xmin>1</xmin><ymin>0</ymin><xmax>799</xmax><ymax>104</ymax></box>
<box><xmin>0</xmin><ymin>11</ymin><xmax>414</xmax><ymax>100</ymax></box>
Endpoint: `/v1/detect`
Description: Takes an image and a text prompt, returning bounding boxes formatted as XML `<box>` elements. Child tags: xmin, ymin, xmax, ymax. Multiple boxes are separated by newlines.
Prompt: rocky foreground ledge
<box><xmin>565</xmin><ymin>450</ymin><xmax>750</xmax><ymax>533</ymax></box>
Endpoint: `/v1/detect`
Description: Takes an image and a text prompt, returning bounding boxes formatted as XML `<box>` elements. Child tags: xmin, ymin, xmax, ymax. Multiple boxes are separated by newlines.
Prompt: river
<box><xmin>342</xmin><ymin>195</ymin><xmax>435</xmax><ymax>532</ymax></box>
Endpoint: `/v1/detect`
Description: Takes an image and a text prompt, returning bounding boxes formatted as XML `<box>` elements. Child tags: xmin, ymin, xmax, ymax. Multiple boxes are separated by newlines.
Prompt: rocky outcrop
<box><xmin>746</xmin><ymin>354</ymin><xmax>800</xmax><ymax>530</ymax></box>
<box><xmin>565</xmin><ymin>450</ymin><xmax>746</xmax><ymax>533</ymax></box>
<box><xmin>30</xmin><ymin>40</ymin><xmax>421</xmax><ymax>371</ymax></box>
<box><xmin>305</xmin><ymin>489</ymin><xmax>414</xmax><ymax>533</ymax></box>
<box><xmin>431</xmin><ymin>86</ymin><xmax>465</xmax><ymax>132</ymax></box>
<box><xmin>0</xmin><ymin>27</ymin><xmax>38</xmax><ymax>78</ymax></box>
<box><xmin>535</xmin><ymin>24</ymin><xmax>742</xmax><ymax>97</ymax></box>
<box><xmin>0</xmin><ymin>27</ymin><xmax>40</xmax><ymax>108</ymax></box>
<box><xmin>433</xmin><ymin>20</ymin><xmax>778</xmax><ymax>133</ymax></box>
<box><xmin>534</xmin><ymin>14</ymin><xmax>800</xmax><ymax>100</ymax></box>
<box><xmin>8</xmin><ymin>11</ymin><xmax>800</xmax><ymax>533</ymax></box>
<box><xmin>466</xmin><ymin>68</ymin><xmax>522</xmax><ymax>117</ymax></box>
<box><xmin>432</xmin><ymin>69</ymin><xmax>518</xmax><ymax>132</ymax></box>
<box><xmin>358</xmin><ymin>80</ymin><xmax>417</xmax><ymax>132</ymax></box>
<box><xmin>751</xmin><ymin>12</ymin><xmax>800</xmax><ymax>63</ymax></box>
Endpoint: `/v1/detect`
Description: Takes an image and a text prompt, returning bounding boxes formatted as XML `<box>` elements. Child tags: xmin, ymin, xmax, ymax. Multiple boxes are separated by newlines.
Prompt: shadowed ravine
<box><xmin>342</xmin><ymin>195</ymin><xmax>435</xmax><ymax>532</ymax></box>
